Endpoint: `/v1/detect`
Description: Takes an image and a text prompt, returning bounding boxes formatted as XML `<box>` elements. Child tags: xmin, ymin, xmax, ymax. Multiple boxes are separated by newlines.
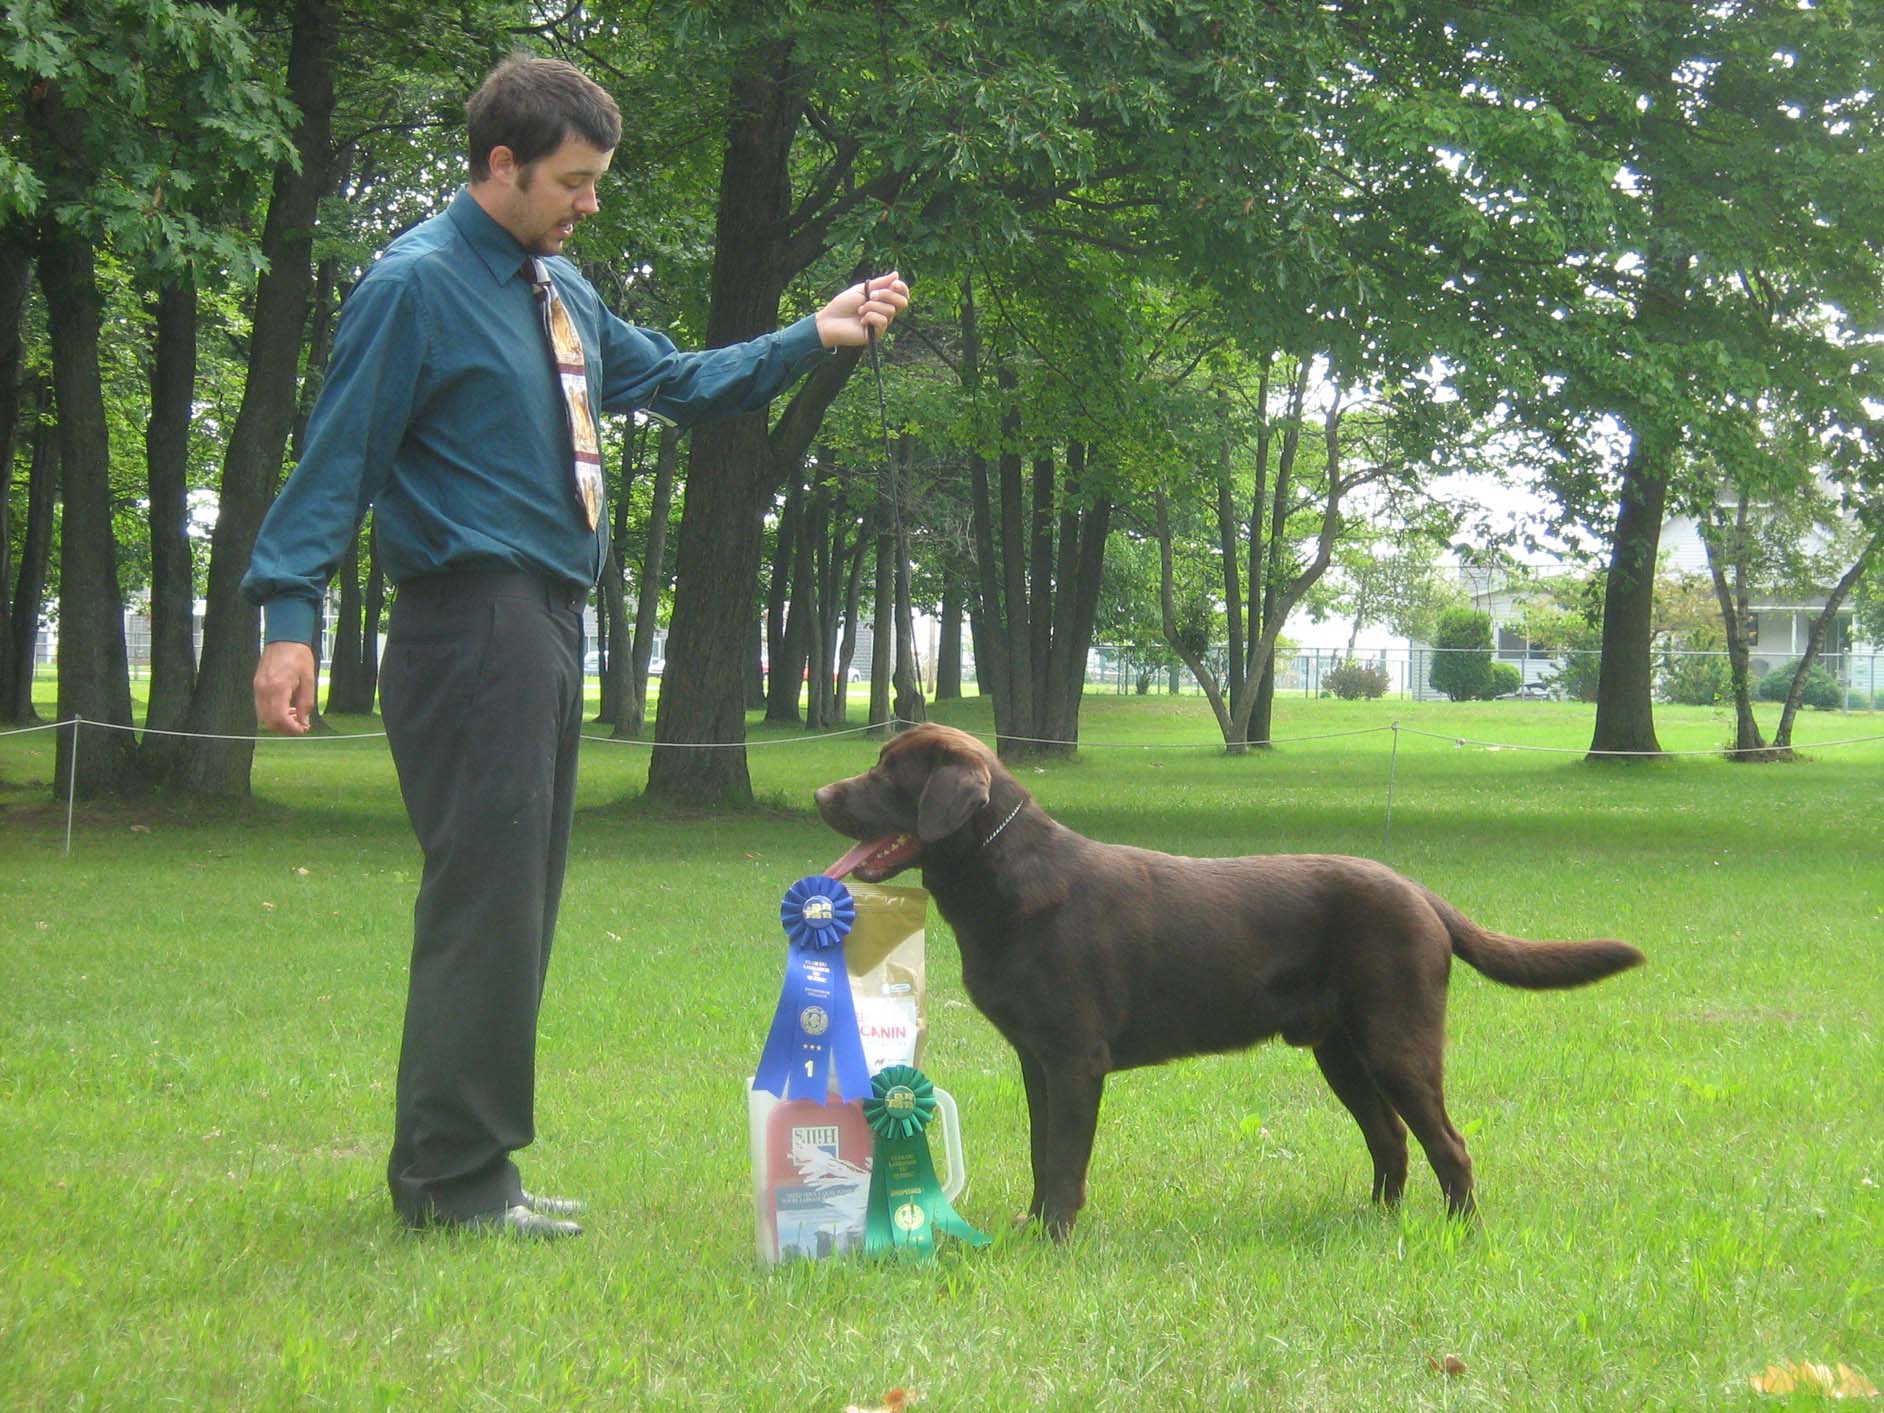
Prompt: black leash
<box><xmin>865</xmin><ymin>291</ymin><xmax>915</xmax><ymax>709</ymax></box>
<box><xmin>866</xmin><ymin>315</ymin><xmax>902</xmax><ymax>551</ymax></box>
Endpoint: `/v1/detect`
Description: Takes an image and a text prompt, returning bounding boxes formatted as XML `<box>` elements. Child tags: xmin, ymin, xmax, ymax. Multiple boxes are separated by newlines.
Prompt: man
<box><xmin>242</xmin><ymin>54</ymin><xmax>908</xmax><ymax>1239</ymax></box>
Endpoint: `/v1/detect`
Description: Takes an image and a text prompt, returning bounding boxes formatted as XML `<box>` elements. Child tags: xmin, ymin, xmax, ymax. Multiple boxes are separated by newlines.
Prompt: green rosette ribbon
<box><xmin>861</xmin><ymin>1065</ymin><xmax>990</xmax><ymax>1259</ymax></box>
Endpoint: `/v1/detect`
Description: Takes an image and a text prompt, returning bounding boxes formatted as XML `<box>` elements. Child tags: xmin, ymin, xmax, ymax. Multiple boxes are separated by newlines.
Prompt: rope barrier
<box><xmin>975</xmin><ymin>723</ymin><xmax>1396</xmax><ymax>751</ymax></box>
<box><xmin>43</xmin><ymin>716</ymin><xmax>390</xmax><ymax>742</ymax></box>
<box><xmin>9</xmin><ymin>709</ymin><xmax>1878</xmax><ymax>863</ymax></box>
<box><xmin>5</xmin><ymin>713</ymin><xmax>1881</xmax><ymax>756</ymax></box>
<box><xmin>585</xmin><ymin>721</ymin><xmax>883</xmax><ymax>749</ymax></box>
<box><xmin>1391</xmin><ymin>724</ymin><xmax>1884</xmax><ymax>758</ymax></box>
<box><xmin>0</xmin><ymin>719</ymin><xmax>64</xmax><ymax>737</ymax></box>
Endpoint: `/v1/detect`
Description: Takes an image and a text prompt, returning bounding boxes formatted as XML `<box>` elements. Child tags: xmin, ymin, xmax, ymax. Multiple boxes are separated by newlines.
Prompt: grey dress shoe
<box><xmin>520</xmin><ymin>1189</ymin><xmax>587</xmax><ymax>1217</ymax></box>
<box><xmin>465</xmin><ymin>1203</ymin><xmax>583</xmax><ymax>1240</ymax></box>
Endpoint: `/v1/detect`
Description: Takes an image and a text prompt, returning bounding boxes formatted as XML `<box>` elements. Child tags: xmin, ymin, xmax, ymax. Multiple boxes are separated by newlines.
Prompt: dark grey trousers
<box><xmin>378</xmin><ymin>569</ymin><xmax>586</xmax><ymax>1225</ymax></box>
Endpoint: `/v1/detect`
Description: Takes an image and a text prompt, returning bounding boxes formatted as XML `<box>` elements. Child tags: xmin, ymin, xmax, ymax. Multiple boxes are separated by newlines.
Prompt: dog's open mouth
<box><xmin>825</xmin><ymin>833</ymin><xmax>922</xmax><ymax>882</ymax></box>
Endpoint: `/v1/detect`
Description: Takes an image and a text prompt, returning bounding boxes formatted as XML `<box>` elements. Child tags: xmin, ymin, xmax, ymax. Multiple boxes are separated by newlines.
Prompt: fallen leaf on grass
<box><xmin>129</xmin><ymin>824</ymin><xmax>150</xmax><ymax>833</ymax></box>
<box><xmin>1427</xmin><ymin>1354</ymin><xmax>1467</xmax><ymax>1377</ymax></box>
<box><xmin>844</xmin><ymin>1388</ymin><xmax>919</xmax><ymax>1413</ymax></box>
<box><xmin>1749</xmin><ymin>1361</ymin><xmax>1879</xmax><ymax>1398</ymax></box>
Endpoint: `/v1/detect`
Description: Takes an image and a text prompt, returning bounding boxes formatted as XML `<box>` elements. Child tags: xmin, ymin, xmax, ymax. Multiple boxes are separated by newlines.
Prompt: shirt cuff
<box><xmin>781</xmin><ymin>313</ymin><xmax>831</xmax><ymax>365</ymax></box>
<box><xmin>263</xmin><ymin>598</ymin><xmax>320</xmax><ymax>649</ymax></box>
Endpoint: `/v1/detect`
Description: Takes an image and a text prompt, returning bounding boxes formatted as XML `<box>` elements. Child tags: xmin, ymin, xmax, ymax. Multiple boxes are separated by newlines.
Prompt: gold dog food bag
<box><xmin>749</xmin><ymin>881</ymin><xmax>966</xmax><ymax>1262</ymax></box>
<box><xmin>843</xmin><ymin>881</ymin><xmax>928</xmax><ymax>1071</ymax></box>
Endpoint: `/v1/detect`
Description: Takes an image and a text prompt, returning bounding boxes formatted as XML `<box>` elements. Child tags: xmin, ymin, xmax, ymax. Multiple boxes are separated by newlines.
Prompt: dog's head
<box><xmin>815</xmin><ymin>724</ymin><xmax>1007</xmax><ymax>882</ymax></box>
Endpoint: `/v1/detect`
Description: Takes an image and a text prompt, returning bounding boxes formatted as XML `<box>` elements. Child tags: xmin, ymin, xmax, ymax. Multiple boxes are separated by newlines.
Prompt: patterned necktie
<box><xmin>525</xmin><ymin>256</ymin><xmax>604</xmax><ymax>531</ymax></box>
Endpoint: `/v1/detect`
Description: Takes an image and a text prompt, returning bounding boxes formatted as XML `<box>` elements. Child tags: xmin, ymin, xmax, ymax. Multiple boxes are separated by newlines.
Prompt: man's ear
<box><xmin>916</xmin><ymin>754</ymin><xmax>991</xmax><ymax>842</ymax></box>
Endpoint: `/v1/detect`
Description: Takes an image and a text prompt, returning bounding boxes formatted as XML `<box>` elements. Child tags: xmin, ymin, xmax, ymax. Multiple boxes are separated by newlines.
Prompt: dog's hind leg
<box><xmin>1362</xmin><ymin>1039</ymin><xmax>1475</xmax><ymax>1218</ymax></box>
<box><xmin>1313</xmin><ymin>1033</ymin><xmax>1409</xmax><ymax>1205</ymax></box>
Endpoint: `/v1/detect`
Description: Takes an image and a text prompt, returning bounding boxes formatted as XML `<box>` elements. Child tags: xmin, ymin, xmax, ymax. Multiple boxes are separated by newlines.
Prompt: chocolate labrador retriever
<box><xmin>816</xmin><ymin>723</ymin><xmax>1643</xmax><ymax>1238</ymax></box>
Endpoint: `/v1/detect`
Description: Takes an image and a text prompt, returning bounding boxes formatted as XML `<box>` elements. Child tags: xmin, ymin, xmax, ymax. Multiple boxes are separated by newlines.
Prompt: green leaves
<box><xmin>5</xmin><ymin>0</ymin><xmax>296</xmax><ymax>268</ymax></box>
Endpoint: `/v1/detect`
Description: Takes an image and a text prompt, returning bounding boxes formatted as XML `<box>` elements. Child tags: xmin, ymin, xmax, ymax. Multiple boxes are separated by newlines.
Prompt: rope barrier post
<box><xmin>64</xmin><ymin>714</ymin><xmax>81</xmax><ymax>859</ymax></box>
<box><xmin>1382</xmin><ymin>721</ymin><xmax>1400</xmax><ymax>861</ymax></box>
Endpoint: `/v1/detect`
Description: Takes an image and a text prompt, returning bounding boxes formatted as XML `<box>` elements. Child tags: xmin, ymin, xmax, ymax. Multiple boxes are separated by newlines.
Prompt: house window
<box><xmin>1742</xmin><ymin>613</ymin><xmax>1759</xmax><ymax>646</ymax></box>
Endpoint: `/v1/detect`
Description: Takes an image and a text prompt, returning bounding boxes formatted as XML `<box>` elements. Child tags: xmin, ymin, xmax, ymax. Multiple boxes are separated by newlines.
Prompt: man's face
<box><xmin>485</xmin><ymin>133</ymin><xmax>613</xmax><ymax>255</ymax></box>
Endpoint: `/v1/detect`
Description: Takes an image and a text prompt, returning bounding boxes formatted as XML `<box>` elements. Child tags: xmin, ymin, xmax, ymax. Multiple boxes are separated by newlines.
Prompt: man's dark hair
<box><xmin>466</xmin><ymin>54</ymin><xmax>621</xmax><ymax>181</ymax></box>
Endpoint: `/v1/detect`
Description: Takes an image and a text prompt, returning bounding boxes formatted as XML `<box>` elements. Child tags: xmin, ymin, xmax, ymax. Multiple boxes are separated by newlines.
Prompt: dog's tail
<box><xmin>1421</xmin><ymin>887</ymin><xmax>1645</xmax><ymax>989</ymax></box>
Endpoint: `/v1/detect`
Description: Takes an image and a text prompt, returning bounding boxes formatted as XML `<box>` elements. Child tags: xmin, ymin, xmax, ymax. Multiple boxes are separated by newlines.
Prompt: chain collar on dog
<box><xmin>979</xmin><ymin>800</ymin><xmax>1024</xmax><ymax>850</ymax></box>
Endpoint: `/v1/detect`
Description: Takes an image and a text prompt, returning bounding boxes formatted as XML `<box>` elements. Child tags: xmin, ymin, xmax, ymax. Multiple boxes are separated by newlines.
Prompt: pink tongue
<box><xmin>825</xmin><ymin>835</ymin><xmax>900</xmax><ymax>880</ymax></box>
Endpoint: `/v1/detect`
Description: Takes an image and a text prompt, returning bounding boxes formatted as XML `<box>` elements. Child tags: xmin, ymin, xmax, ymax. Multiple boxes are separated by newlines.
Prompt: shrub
<box><xmin>1550</xmin><ymin>650</ymin><xmax>1602</xmax><ymax>703</ymax></box>
<box><xmin>1662</xmin><ymin>651</ymin><xmax>1731</xmax><ymax>706</ymax></box>
<box><xmin>1755</xmin><ymin>659</ymin><xmax>1843</xmax><ymax>710</ymax></box>
<box><xmin>1324</xmin><ymin>660</ymin><xmax>1390</xmax><ymax>700</ymax></box>
<box><xmin>1488</xmin><ymin>662</ymin><xmax>1522</xmax><ymax>697</ymax></box>
<box><xmin>1429</xmin><ymin>608</ymin><xmax>1496</xmax><ymax>701</ymax></box>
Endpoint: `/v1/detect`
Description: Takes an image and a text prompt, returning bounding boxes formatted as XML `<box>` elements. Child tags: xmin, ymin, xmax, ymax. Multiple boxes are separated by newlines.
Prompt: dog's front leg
<box><xmin>1015</xmin><ymin>1049</ymin><xmax>1052</xmax><ymax>1224</ymax></box>
<box><xmin>1037</xmin><ymin>1060</ymin><xmax>1107</xmax><ymax>1240</ymax></box>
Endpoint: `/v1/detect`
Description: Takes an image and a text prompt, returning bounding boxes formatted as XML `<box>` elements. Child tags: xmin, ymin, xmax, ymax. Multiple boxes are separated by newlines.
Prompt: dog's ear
<box><xmin>916</xmin><ymin>752</ymin><xmax>991</xmax><ymax>842</ymax></box>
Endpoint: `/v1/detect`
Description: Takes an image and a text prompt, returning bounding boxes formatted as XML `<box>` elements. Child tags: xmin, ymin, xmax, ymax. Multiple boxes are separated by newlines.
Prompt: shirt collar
<box><xmin>447</xmin><ymin>187</ymin><xmax>531</xmax><ymax>286</ymax></box>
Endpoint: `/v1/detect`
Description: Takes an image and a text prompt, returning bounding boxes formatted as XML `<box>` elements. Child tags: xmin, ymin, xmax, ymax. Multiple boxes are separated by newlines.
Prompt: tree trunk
<box><xmin>995</xmin><ymin>369</ymin><xmax>1033</xmax><ymax>756</ymax></box>
<box><xmin>325</xmin><ymin>533</ymin><xmax>373</xmax><ymax>713</ymax></box>
<box><xmin>1701</xmin><ymin>497</ymin><xmax>1767</xmax><ymax>757</ymax></box>
<box><xmin>37</xmin><ymin>234</ymin><xmax>140</xmax><ymax>797</ymax></box>
<box><xmin>0</xmin><ymin>235</ymin><xmax>30</xmax><ymax>721</ymax></box>
<box><xmin>834</xmin><ymin>527</ymin><xmax>868</xmax><ymax>725</ymax></box>
<box><xmin>960</xmin><ymin>278</ymin><xmax>1008</xmax><ymax>717</ymax></box>
<box><xmin>598</xmin><ymin>520</ymin><xmax>630</xmax><ymax>728</ymax></box>
<box><xmin>1050</xmin><ymin>474</ymin><xmax>1110</xmax><ymax>747</ymax></box>
<box><xmin>1243</xmin><ymin>360</ymin><xmax>1309</xmax><ymax>747</ymax></box>
<box><xmin>1773</xmin><ymin>530</ymin><xmax>1881</xmax><ymax>750</ymax></box>
<box><xmin>174</xmin><ymin>0</ymin><xmax>337</xmax><ymax>795</ymax></box>
<box><xmin>765</xmin><ymin>473</ymin><xmax>805</xmax><ymax>722</ymax></box>
<box><xmin>596</xmin><ymin>426</ymin><xmax>636</xmax><ymax>729</ymax></box>
<box><xmin>1216</xmin><ymin>431</ymin><xmax>1243</xmax><ymax>706</ymax></box>
<box><xmin>797</xmin><ymin>485</ymin><xmax>827</xmax><ymax>728</ymax></box>
<box><xmin>1038</xmin><ymin>441</ymin><xmax>1106</xmax><ymax>754</ymax></box>
<box><xmin>891</xmin><ymin>438</ymin><xmax>926</xmax><ymax>727</ymax></box>
<box><xmin>649</xmin><ymin>42</ymin><xmax>810</xmax><ymax>806</ymax></box>
<box><xmin>869</xmin><ymin>520</ymin><xmax>894</xmax><ymax>732</ymax></box>
<box><xmin>809</xmin><ymin>485</ymin><xmax>847</xmax><ymax>727</ymax></box>
<box><xmin>935</xmin><ymin>564</ymin><xmax>963</xmax><ymax>700</ymax></box>
<box><xmin>141</xmin><ymin>274</ymin><xmax>200</xmax><ymax>745</ymax></box>
<box><xmin>1028</xmin><ymin>448</ymin><xmax>1055</xmax><ymax>730</ymax></box>
<box><xmin>1155</xmin><ymin>485</ymin><xmax>1234</xmax><ymax>740</ymax></box>
<box><xmin>1588</xmin><ymin>434</ymin><xmax>1669</xmax><ymax>761</ymax></box>
<box><xmin>623</xmin><ymin>425</ymin><xmax>679</xmax><ymax>738</ymax></box>
<box><xmin>6</xmin><ymin>378</ymin><xmax>56</xmax><ymax>722</ymax></box>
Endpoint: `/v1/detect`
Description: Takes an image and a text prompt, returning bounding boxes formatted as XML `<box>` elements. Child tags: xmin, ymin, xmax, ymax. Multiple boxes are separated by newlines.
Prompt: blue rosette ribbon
<box><xmin>751</xmin><ymin>876</ymin><xmax>872</xmax><ymax>1102</ymax></box>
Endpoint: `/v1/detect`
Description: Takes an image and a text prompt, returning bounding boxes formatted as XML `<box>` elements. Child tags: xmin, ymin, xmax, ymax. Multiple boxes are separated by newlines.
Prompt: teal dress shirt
<box><xmin>242</xmin><ymin>187</ymin><xmax>831</xmax><ymax>647</ymax></box>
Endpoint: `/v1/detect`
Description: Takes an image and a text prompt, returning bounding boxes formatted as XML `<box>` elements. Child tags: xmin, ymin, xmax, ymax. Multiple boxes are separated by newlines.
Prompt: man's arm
<box><xmin>242</xmin><ymin>271</ymin><xmax>426</xmax><ymax>733</ymax></box>
<box><xmin>592</xmin><ymin>273</ymin><xmax>910</xmax><ymax>426</ymax></box>
<box><xmin>241</xmin><ymin>273</ymin><xmax>426</xmax><ymax>651</ymax></box>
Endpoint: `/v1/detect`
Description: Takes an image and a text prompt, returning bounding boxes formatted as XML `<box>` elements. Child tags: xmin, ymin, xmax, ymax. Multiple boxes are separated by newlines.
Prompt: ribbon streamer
<box><xmin>862</xmin><ymin>1065</ymin><xmax>990</xmax><ymax>1258</ymax></box>
<box><xmin>752</xmin><ymin>877</ymin><xmax>872</xmax><ymax>1102</ymax></box>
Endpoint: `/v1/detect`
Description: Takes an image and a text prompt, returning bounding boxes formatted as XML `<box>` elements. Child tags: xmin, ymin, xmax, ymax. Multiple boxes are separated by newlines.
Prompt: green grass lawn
<box><xmin>2</xmin><ymin>693</ymin><xmax>1880</xmax><ymax>1408</ymax></box>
